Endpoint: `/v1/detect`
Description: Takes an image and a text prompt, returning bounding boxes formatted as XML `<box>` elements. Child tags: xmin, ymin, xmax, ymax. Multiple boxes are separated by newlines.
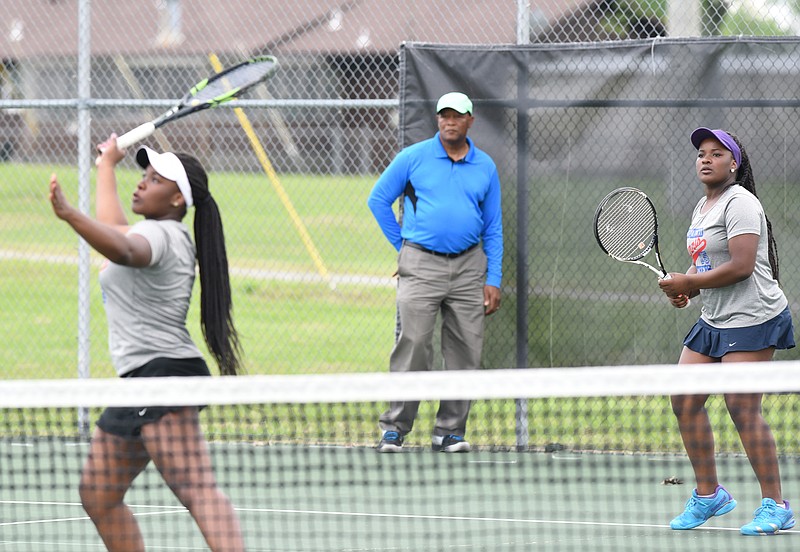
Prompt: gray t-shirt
<box><xmin>98</xmin><ymin>219</ymin><xmax>202</xmax><ymax>376</ymax></box>
<box><xmin>687</xmin><ymin>185</ymin><xmax>786</xmax><ymax>328</ymax></box>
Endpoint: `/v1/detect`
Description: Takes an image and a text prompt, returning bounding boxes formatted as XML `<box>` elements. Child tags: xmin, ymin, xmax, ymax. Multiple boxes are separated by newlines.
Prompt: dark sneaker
<box><xmin>432</xmin><ymin>434</ymin><xmax>471</xmax><ymax>453</ymax></box>
<box><xmin>741</xmin><ymin>498</ymin><xmax>795</xmax><ymax>535</ymax></box>
<box><xmin>377</xmin><ymin>430</ymin><xmax>404</xmax><ymax>453</ymax></box>
<box><xmin>670</xmin><ymin>485</ymin><xmax>736</xmax><ymax>530</ymax></box>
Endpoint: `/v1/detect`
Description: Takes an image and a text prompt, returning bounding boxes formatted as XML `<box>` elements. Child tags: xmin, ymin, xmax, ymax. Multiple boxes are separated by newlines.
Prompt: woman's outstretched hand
<box><xmin>48</xmin><ymin>173</ymin><xmax>76</xmax><ymax>221</ymax></box>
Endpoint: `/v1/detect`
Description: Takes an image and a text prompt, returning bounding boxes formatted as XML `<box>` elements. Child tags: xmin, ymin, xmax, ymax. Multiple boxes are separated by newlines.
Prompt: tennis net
<box><xmin>2</xmin><ymin>363</ymin><xmax>800</xmax><ymax>551</ymax></box>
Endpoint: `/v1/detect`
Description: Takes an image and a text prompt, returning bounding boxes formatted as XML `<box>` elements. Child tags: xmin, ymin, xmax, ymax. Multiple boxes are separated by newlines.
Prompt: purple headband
<box><xmin>690</xmin><ymin>127</ymin><xmax>742</xmax><ymax>169</ymax></box>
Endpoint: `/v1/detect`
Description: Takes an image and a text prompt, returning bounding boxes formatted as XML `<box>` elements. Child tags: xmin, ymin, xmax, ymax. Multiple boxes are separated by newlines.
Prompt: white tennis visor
<box><xmin>135</xmin><ymin>146</ymin><xmax>193</xmax><ymax>208</ymax></box>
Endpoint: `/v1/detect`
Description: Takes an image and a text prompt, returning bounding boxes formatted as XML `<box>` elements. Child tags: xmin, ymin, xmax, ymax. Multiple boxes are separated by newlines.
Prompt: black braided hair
<box><xmin>177</xmin><ymin>153</ymin><xmax>243</xmax><ymax>375</ymax></box>
<box><xmin>727</xmin><ymin>133</ymin><xmax>781</xmax><ymax>284</ymax></box>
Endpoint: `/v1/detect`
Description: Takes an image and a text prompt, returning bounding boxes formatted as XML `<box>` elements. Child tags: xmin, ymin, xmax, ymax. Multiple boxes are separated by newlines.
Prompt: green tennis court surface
<box><xmin>3</xmin><ymin>440</ymin><xmax>799</xmax><ymax>551</ymax></box>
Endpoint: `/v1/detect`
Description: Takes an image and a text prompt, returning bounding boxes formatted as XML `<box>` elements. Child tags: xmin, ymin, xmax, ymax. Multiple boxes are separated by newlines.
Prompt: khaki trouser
<box><xmin>379</xmin><ymin>243</ymin><xmax>486</xmax><ymax>438</ymax></box>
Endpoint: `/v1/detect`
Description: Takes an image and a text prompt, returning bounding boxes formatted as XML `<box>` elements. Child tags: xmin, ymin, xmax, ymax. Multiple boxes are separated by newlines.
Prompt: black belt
<box><xmin>403</xmin><ymin>240</ymin><xmax>479</xmax><ymax>259</ymax></box>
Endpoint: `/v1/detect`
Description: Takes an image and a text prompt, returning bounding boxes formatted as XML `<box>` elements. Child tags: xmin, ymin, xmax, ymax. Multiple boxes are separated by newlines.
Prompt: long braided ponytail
<box><xmin>177</xmin><ymin>153</ymin><xmax>243</xmax><ymax>375</ymax></box>
<box><xmin>727</xmin><ymin>133</ymin><xmax>781</xmax><ymax>283</ymax></box>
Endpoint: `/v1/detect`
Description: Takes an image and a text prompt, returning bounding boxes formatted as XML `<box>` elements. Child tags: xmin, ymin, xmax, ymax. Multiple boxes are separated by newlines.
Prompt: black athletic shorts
<box><xmin>96</xmin><ymin>357</ymin><xmax>210</xmax><ymax>438</ymax></box>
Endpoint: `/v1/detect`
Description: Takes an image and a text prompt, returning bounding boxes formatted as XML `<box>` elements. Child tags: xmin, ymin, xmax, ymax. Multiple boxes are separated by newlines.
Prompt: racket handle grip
<box><xmin>116</xmin><ymin>122</ymin><xmax>156</xmax><ymax>150</ymax></box>
<box><xmin>659</xmin><ymin>273</ymin><xmax>691</xmax><ymax>309</ymax></box>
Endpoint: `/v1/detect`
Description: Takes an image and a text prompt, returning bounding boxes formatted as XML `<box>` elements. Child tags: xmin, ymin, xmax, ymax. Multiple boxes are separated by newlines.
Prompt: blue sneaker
<box><xmin>740</xmin><ymin>498</ymin><xmax>795</xmax><ymax>535</ymax></box>
<box><xmin>377</xmin><ymin>430</ymin><xmax>404</xmax><ymax>453</ymax></box>
<box><xmin>670</xmin><ymin>485</ymin><xmax>737</xmax><ymax>530</ymax></box>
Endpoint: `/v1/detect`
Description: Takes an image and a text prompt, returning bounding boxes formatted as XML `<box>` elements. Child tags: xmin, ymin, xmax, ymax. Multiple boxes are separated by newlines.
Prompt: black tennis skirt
<box><xmin>97</xmin><ymin>357</ymin><xmax>210</xmax><ymax>438</ymax></box>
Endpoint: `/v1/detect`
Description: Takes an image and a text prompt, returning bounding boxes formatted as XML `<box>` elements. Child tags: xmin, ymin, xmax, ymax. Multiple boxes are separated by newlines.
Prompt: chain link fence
<box><xmin>401</xmin><ymin>39</ymin><xmax>800</xmax><ymax>372</ymax></box>
<box><xmin>2</xmin><ymin>1</ymin><xmax>800</xmax><ymax>379</ymax></box>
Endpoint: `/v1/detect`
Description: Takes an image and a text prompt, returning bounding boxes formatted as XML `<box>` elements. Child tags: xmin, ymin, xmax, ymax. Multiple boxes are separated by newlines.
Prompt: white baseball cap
<box><xmin>436</xmin><ymin>92</ymin><xmax>473</xmax><ymax>115</ymax></box>
<box><xmin>136</xmin><ymin>146</ymin><xmax>193</xmax><ymax>207</ymax></box>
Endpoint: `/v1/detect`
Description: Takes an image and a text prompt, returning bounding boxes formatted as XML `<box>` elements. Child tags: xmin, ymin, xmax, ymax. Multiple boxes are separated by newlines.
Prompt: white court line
<box><xmin>7</xmin><ymin>440</ymin><xmax>89</xmax><ymax>448</ymax></box>
<box><xmin>0</xmin><ymin>500</ymin><xmax>186</xmax><ymax>528</ymax></box>
<box><xmin>0</xmin><ymin>515</ymin><xmax>90</xmax><ymax>527</ymax></box>
<box><xmin>0</xmin><ymin>541</ymin><xmax>108</xmax><ymax>550</ymax></box>
<box><xmin>2</xmin><ymin>498</ymin><xmax>735</xmax><ymax>532</ymax></box>
<box><xmin>231</xmin><ymin>505</ymin><xmax>745</xmax><ymax>533</ymax></box>
<box><xmin>551</xmin><ymin>454</ymin><xmax>583</xmax><ymax>461</ymax></box>
<box><xmin>0</xmin><ymin>500</ymin><xmax>183</xmax><ymax>509</ymax></box>
<box><xmin>0</xmin><ymin>498</ymin><xmax>759</xmax><ymax>552</ymax></box>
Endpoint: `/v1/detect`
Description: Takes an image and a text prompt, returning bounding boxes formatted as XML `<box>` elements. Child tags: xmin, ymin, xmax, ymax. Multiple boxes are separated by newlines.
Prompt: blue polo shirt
<box><xmin>367</xmin><ymin>132</ymin><xmax>503</xmax><ymax>288</ymax></box>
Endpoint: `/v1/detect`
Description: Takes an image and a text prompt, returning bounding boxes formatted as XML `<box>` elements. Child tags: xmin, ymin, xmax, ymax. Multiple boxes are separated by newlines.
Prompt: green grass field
<box><xmin>3</xmin><ymin>162</ymin><xmax>800</xmax><ymax>453</ymax></box>
<box><xmin>0</xmin><ymin>163</ymin><xmax>398</xmax><ymax>379</ymax></box>
<box><xmin>3</xmin><ymin>162</ymin><xmax>800</xmax><ymax>378</ymax></box>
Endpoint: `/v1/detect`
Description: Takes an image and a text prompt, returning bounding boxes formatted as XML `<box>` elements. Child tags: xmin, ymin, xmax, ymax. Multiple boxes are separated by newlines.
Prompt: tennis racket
<box><xmin>107</xmin><ymin>55</ymin><xmax>278</xmax><ymax>152</ymax></box>
<box><xmin>593</xmin><ymin>187</ymin><xmax>690</xmax><ymax>306</ymax></box>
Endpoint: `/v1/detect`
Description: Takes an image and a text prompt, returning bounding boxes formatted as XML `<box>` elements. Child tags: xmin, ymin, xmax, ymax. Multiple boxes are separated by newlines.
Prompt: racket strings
<box><xmin>596</xmin><ymin>192</ymin><xmax>657</xmax><ymax>261</ymax></box>
<box><xmin>193</xmin><ymin>58</ymin><xmax>277</xmax><ymax>103</ymax></box>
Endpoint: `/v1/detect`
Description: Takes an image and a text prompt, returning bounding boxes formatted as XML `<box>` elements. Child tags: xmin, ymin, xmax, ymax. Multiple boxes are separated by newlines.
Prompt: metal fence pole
<box><xmin>515</xmin><ymin>0</ymin><xmax>530</xmax><ymax>450</ymax></box>
<box><xmin>76</xmin><ymin>0</ymin><xmax>92</xmax><ymax>438</ymax></box>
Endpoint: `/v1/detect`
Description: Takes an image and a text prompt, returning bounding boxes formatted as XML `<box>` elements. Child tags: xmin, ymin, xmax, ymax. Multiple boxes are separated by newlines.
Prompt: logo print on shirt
<box><xmin>687</xmin><ymin>229</ymin><xmax>712</xmax><ymax>273</ymax></box>
<box><xmin>688</xmin><ymin>237</ymin><xmax>706</xmax><ymax>263</ymax></box>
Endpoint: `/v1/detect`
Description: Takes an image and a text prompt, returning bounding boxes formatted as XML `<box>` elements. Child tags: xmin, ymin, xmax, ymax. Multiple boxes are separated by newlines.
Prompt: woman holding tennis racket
<box><xmin>48</xmin><ymin>135</ymin><xmax>245</xmax><ymax>551</ymax></box>
<box><xmin>659</xmin><ymin>128</ymin><xmax>795</xmax><ymax>535</ymax></box>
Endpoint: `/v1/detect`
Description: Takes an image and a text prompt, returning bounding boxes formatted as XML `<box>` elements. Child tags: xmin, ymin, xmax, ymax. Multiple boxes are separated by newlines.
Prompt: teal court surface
<box><xmin>2</xmin><ymin>439</ymin><xmax>799</xmax><ymax>551</ymax></box>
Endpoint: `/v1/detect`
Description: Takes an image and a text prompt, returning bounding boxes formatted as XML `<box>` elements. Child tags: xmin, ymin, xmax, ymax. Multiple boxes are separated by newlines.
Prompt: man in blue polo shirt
<box><xmin>367</xmin><ymin>91</ymin><xmax>503</xmax><ymax>453</ymax></box>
